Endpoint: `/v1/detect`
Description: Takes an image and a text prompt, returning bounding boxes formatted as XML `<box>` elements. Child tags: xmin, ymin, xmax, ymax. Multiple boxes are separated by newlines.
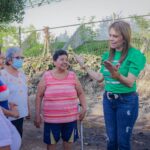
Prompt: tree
<box><xmin>0</xmin><ymin>26</ymin><xmax>19</xmax><ymax>49</ymax></box>
<box><xmin>131</xmin><ymin>15</ymin><xmax>150</xmax><ymax>38</ymax></box>
<box><xmin>0</xmin><ymin>0</ymin><xmax>25</xmax><ymax>24</ymax></box>
<box><xmin>0</xmin><ymin>0</ymin><xmax>63</xmax><ymax>25</ymax></box>
<box><xmin>130</xmin><ymin>15</ymin><xmax>150</xmax><ymax>54</ymax></box>
<box><xmin>77</xmin><ymin>16</ymin><xmax>97</xmax><ymax>42</ymax></box>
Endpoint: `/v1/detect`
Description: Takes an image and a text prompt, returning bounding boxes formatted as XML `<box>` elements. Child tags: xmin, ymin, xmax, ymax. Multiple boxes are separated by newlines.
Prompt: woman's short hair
<box><xmin>53</xmin><ymin>49</ymin><xmax>68</xmax><ymax>61</ymax></box>
<box><xmin>5</xmin><ymin>47</ymin><xmax>22</xmax><ymax>65</ymax></box>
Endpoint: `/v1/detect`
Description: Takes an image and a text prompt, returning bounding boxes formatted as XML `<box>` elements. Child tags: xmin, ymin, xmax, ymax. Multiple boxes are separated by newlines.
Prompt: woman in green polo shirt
<box><xmin>75</xmin><ymin>20</ymin><xmax>146</xmax><ymax>150</ymax></box>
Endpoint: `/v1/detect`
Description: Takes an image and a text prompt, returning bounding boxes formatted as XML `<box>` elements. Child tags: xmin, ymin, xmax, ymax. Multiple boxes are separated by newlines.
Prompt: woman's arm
<box><xmin>2</xmin><ymin>103</ymin><xmax>19</xmax><ymax>118</ymax></box>
<box><xmin>114</xmin><ymin>72</ymin><xmax>136</xmax><ymax>88</ymax></box>
<box><xmin>83</xmin><ymin>65</ymin><xmax>104</xmax><ymax>82</ymax></box>
<box><xmin>75</xmin><ymin>75</ymin><xmax>87</xmax><ymax>121</ymax></box>
<box><xmin>34</xmin><ymin>76</ymin><xmax>46</xmax><ymax>128</ymax></box>
<box><xmin>2</xmin><ymin>108</ymin><xmax>19</xmax><ymax>118</ymax></box>
<box><xmin>74</xmin><ymin>55</ymin><xmax>104</xmax><ymax>82</ymax></box>
<box><xmin>104</xmin><ymin>60</ymin><xmax>136</xmax><ymax>87</ymax></box>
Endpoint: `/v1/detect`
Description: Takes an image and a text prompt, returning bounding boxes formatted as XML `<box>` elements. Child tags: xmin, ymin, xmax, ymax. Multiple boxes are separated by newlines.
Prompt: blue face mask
<box><xmin>12</xmin><ymin>58</ymin><xmax>23</xmax><ymax>69</ymax></box>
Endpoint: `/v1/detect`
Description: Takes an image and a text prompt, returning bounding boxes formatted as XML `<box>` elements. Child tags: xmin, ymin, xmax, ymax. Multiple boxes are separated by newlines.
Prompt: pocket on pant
<box><xmin>120</xmin><ymin>92</ymin><xmax>138</xmax><ymax>105</ymax></box>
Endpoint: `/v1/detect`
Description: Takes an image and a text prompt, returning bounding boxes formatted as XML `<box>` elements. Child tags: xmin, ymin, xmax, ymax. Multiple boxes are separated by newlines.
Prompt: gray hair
<box><xmin>5</xmin><ymin>47</ymin><xmax>22</xmax><ymax>64</ymax></box>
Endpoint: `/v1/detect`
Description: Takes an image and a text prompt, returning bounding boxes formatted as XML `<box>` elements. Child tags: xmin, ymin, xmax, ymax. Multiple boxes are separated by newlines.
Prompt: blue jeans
<box><xmin>103</xmin><ymin>91</ymin><xmax>139</xmax><ymax>150</ymax></box>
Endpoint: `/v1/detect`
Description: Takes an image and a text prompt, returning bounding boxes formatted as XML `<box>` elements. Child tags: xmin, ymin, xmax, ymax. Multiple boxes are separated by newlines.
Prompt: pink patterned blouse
<box><xmin>42</xmin><ymin>71</ymin><xmax>79</xmax><ymax>123</ymax></box>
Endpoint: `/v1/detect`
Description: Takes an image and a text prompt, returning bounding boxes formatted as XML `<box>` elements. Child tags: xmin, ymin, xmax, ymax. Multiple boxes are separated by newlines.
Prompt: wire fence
<box><xmin>1</xmin><ymin>14</ymin><xmax>150</xmax><ymax>62</ymax></box>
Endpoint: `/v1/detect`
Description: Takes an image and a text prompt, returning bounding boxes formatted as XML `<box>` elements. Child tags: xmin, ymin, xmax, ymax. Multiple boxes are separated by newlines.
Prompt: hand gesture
<box><xmin>104</xmin><ymin>60</ymin><xmax>120</xmax><ymax>79</ymax></box>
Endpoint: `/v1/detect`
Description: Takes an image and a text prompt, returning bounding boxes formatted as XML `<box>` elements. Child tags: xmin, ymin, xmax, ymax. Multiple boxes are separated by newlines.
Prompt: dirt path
<box><xmin>21</xmin><ymin>95</ymin><xmax>150</xmax><ymax>150</ymax></box>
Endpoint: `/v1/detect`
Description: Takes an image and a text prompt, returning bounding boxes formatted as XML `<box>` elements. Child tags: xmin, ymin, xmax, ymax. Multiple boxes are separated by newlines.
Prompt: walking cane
<box><xmin>78</xmin><ymin>103</ymin><xmax>84</xmax><ymax>150</ymax></box>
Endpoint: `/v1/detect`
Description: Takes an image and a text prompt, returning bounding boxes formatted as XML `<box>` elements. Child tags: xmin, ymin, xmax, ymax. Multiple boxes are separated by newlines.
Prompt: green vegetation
<box><xmin>0</xmin><ymin>0</ymin><xmax>25</xmax><ymax>24</ymax></box>
<box><xmin>23</xmin><ymin>43</ymin><xmax>43</xmax><ymax>57</ymax></box>
<box><xmin>0</xmin><ymin>11</ymin><xmax>149</xmax><ymax>63</ymax></box>
<box><xmin>23</xmin><ymin>39</ymin><xmax>150</xmax><ymax>64</ymax></box>
<box><xmin>75</xmin><ymin>40</ymin><xmax>108</xmax><ymax>56</ymax></box>
<box><xmin>51</xmin><ymin>42</ymin><xmax>65</xmax><ymax>50</ymax></box>
<box><xmin>23</xmin><ymin>42</ymin><xmax>66</xmax><ymax>57</ymax></box>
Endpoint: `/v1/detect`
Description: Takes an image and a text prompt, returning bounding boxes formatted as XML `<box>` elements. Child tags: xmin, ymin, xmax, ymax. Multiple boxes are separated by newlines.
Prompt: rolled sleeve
<box><xmin>128</xmin><ymin>51</ymin><xmax>146</xmax><ymax>77</ymax></box>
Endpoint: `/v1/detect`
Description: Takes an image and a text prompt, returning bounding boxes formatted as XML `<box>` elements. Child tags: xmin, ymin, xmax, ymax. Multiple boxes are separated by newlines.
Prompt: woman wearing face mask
<box><xmin>0</xmin><ymin>49</ymin><xmax>19</xmax><ymax>118</ymax></box>
<box><xmin>0</xmin><ymin>47</ymin><xmax>30</xmax><ymax>138</ymax></box>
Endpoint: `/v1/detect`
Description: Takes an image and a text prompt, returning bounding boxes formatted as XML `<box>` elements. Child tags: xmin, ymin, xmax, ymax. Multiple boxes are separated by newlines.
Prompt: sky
<box><xmin>21</xmin><ymin>0</ymin><xmax>150</xmax><ymax>35</ymax></box>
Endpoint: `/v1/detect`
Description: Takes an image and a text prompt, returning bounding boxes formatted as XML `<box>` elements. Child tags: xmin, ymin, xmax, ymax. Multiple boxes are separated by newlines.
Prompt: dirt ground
<box><xmin>20</xmin><ymin>94</ymin><xmax>150</xmax><ymax>150</ymax></box>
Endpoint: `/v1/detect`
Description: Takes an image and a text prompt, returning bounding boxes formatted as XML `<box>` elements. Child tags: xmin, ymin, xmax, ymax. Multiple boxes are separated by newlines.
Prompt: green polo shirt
<box><xmin>100</xmin><ymin>47</ymin><xmax>146</xmax><ymax>93</ymax></box>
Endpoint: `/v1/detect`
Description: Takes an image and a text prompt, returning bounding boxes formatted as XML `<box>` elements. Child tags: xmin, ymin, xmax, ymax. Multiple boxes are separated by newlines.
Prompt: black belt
<box><xmin>105</xmin><ymin>91</ymin><xmax>136</xmax><ymax>100</ymax></box>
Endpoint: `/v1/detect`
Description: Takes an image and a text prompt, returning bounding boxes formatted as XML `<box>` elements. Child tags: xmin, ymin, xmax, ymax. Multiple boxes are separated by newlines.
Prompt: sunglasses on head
<box><xmin>13</xmin><ymin>56</ymin><xmax>24</xmax><ymax>60</ymax></box>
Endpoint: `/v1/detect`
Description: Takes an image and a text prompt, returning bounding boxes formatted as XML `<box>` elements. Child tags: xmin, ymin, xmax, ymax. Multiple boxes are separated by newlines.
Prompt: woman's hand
<box><xmin>9</xmin><ymin>103</ymin><xmax>19</xmax><ymax>118</ymax></box>
<box><xmin>9</xmin><ymin>102</ymin><xmax>17</xmax><ymax>110</ymax></box>
<box><xmin>79</xmin><ymin>108</ymin><xmax>87</xmax><ymax>121</ymax></box>
<box><xmin>10</xmin><ymin>109</ymin><xmax>19</xmax><ymax>118</ymax></box>
<box><xmin>34</xmin><ymin>114</ymin><xmax>42</xmax><ymax>128</ymax></box>
<box><xmin>104</xmin><ymin>60</ymin><xmax>120</xmax><ymax>79</ymax></box>
<box><xmin>2</xmin><ymin>103</ymin><xmax>19</xmax><ymax>118</ymax></box>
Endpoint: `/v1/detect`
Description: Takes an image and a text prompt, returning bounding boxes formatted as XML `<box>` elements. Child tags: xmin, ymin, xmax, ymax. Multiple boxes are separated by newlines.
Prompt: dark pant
<box><xmin>103</xmin><ymin>91</ymin><xmax>138</xmax><ymax>150</ymax></box>
<box><xmin>44</xmin><ymin>121</ymin><xmax>79</xmax><ymax>144</ymax></box>
<box><xmin>11</xmin><ymin>118</ymin><xmax>24</xmax><ymax>138</ymax></box>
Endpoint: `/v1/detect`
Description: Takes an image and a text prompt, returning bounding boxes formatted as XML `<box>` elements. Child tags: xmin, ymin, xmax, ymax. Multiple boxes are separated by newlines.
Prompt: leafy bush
<box><xmin>52</xmin><ymin>42</ymin><xmax>65</xmax><ymax>50</ymax></box>
<box><xmin>23</xmin><ymin>44</ymin><xmax>43</xmax><ymax>57</ymax></box>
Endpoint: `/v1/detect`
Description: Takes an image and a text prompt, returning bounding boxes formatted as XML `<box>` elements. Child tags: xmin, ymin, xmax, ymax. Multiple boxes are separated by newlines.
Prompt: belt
<box><xmin>105</xmin><ymin>91</ymin><xmax>136</xmax><ymax>100</ymax></box>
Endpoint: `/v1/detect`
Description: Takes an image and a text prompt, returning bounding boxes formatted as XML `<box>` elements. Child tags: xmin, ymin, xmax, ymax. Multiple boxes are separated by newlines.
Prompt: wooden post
<box><xmin>19</xmin><ymin>26</ymin><xmax>22</xmax><ymax>48</ymax></box>
<box><xmin>43</xmin><ymin>26</ymin><xmax>50</xmax><ymax>56</ymax></box>
<box><xmin>112</xmin><ymin>13</ymin><xmax>116</xmax><ymax>22</ymax></box>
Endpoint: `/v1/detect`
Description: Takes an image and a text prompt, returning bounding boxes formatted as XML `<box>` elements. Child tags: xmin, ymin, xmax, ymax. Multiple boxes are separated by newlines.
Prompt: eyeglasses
<box><xmin>13</xmin><ymin>56</ymin><xmax>24</xmax><ymax>60</ymax></box>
